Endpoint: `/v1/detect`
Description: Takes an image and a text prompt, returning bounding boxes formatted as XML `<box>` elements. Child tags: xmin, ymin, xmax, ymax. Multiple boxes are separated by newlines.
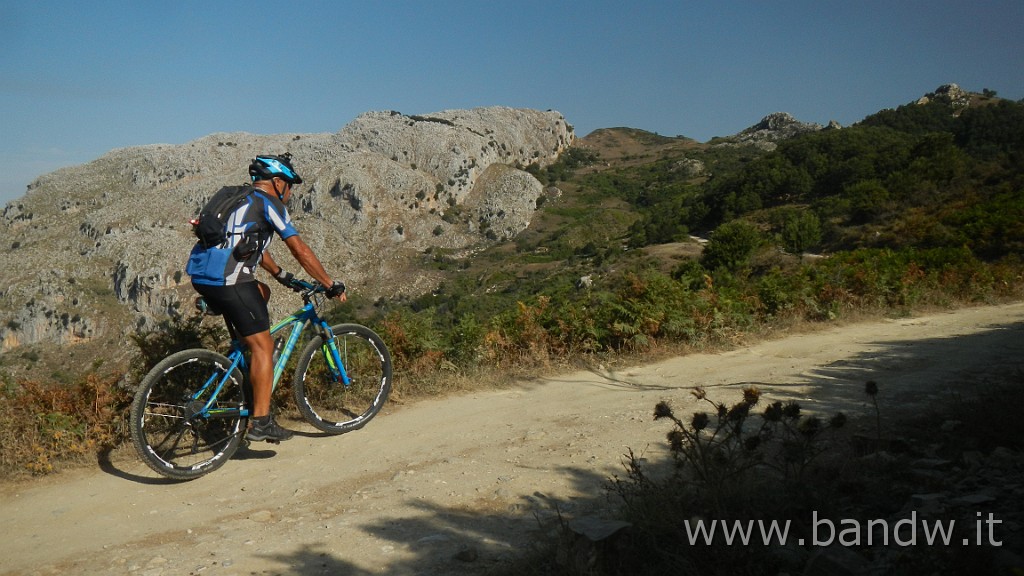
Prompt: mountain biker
<box><xmin>186</xmin><ymin>153</ymin><xmax>347</xmax><ymax>442</ymax></box>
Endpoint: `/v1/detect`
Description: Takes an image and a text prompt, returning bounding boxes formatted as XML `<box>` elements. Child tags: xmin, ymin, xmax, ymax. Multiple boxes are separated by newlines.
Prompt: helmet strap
<box><xmin>274</xmin><ymin>178</ymin><xmax>288</xmax><ymax>200</ymax></box>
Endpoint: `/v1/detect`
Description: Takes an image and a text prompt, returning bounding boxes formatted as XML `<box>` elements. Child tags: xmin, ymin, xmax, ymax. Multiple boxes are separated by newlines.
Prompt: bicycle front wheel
<box><xmin>293</xmin><ymin>323</ymin><xmax>393</xmax><ymax>434</ymax></box>
<box><xmin>130</xmin><ymin>349</ymin><xmax>246</xmax><ymax>480</ymax></box>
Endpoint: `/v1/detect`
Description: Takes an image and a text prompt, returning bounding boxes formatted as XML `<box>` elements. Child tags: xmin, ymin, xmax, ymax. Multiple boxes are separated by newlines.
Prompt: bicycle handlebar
<box><xmin>289</xmin><ymin>278</ymin><xmax>346</xmax><ymax>301</ymax></box>
<box><xmin>289</xmin><ymin>278</ymin><xmax>317</xmax><ymax>293</ymax></box>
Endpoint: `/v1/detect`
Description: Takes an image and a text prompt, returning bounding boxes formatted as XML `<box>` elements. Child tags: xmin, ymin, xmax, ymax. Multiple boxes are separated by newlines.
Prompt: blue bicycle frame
<box><xmin>191</xmin><ymin>284</ymin><xmax>350</xmax><ymax>420</ymax></box>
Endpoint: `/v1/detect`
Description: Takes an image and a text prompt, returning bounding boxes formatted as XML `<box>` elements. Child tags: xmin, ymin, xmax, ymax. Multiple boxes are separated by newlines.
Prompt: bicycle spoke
<box><xmin>130</xmin><ymin>350</ymin><xmax>246</xmax><ymax>480</ymax></box>
<box><xmin>294</xmin><ymin>324</ymin><xmax>392</xmax><ymax>434</ymax></box>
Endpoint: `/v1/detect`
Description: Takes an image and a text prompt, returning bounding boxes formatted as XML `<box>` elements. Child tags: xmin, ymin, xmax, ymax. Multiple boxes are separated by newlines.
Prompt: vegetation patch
<box><xmin>1</xmin><ymin>91</ymin><xmax>1022</xmax><ymax>523</ymax></box>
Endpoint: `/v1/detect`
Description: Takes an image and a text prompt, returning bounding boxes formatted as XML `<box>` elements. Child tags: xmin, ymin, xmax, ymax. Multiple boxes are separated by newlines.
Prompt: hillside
<box><xmin>1</xmin><ymin>83</ymin><xmax>1021</xmax><ymax>385</ymax></box>
<box><xmin>0</xmin><ymin>107</ymin><xmax>573</xmax><ymax>378</ymax></box>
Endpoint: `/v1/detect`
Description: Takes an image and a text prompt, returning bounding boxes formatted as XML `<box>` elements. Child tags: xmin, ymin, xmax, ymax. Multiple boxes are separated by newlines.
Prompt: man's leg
<box><xmin>230</xmin><ymin>282</ymin><xmax>293</xmax><ymax>442</ymax></box>
<box><xmin>243</xmin><ymin>328</ymin><xmax>294</xmax><ymax>443</ymax></box>
<box><xmin>241</xmin><ymin>330</ymin><xmax>275</xmax><ymax>418</ymax></box>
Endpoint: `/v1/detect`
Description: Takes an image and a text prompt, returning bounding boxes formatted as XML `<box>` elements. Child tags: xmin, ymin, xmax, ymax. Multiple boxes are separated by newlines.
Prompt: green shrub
<box><xmin>129</xmin><ymin>313</ymin><xmax>226</xmax><ymax>384</ymax></box>
<box><xmin>700</xmin><ymin>220</ymin><xmax>763</xmax><ymax>271</ymax></box>
<box><xmin>779</xmin><ymin>209</ymin><xmax>822</xmax><ymax>255</ymax></box>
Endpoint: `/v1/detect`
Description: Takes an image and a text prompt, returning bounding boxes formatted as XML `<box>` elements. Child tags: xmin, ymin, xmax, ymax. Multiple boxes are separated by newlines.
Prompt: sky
<box><xmin>2</xmin><ymin>0</ymin><xmax>1022</xmax><ymax>205</ymax></box>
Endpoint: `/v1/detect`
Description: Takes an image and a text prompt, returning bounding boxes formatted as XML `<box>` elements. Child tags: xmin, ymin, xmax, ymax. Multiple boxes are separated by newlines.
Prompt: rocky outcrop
<box><xmin>0</xmin><ymin>107</ymin><xmax>573</xmax><ymax>358</ymax></box>
<box><xmin>916</xmin><ymin>83</ymin><xmax>971</xmax><ymax>110</ymax></box>
<box><xmin>712</xmin><ymin>112</ymin><xmax>831</xmax><ymax>151</ymax></box>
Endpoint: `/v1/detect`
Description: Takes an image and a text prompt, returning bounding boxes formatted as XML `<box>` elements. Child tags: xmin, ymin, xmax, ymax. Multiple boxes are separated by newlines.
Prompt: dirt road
<box><xmin>3</xmin><ymin>303</ymin><xmax>1023</xmax><ymax>575</ymax></box>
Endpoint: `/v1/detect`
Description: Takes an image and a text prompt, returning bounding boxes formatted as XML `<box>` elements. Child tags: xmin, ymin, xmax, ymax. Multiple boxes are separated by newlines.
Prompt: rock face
<box><xmin>916</xmin><ymin>83</ymin><xmax>971</xmax><ymax>109</ymax></box>
<box><xmin>0</xmin><ymin>107</ymin><xmax>573</xmax><ymax>358</ymax></box>
<box><xmin>714</xmin><ymin>112</ymin><xmax>830</xmax><ymax>151</ymax></box>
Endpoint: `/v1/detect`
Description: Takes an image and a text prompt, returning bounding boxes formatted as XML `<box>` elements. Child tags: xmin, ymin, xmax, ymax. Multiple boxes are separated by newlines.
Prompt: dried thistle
<box><xmin>829</xmin><ymin>413</ymin><xmax>847</xmax><ymax>429</ymax></box>
<box><xmin>742</xmin><ymin>386</ymin><xmax>761</xmax><ymax>406</ymax></box>
<box><xmin>691</xmin><ymin>412</ymin><xmax>710</xmax><ymax>432</ymax></box>
<box><xmin>653</xmin><ymin>401</ymin><xmax>673</xmax><ymax>420</ymax></box>
<box><xmin>667</xmin><ymin>429</ymin><xmax>684</xmax><ymax>452</ymax></box>
<box><xmin>727</xmin><ymin>402</ymin><xmax>750</xmax><ymax>422</ymax></box>
<box><xmin>798</xmin><ymin>416</ymin><xmax>822</xmax><ymax>438</ymax></box>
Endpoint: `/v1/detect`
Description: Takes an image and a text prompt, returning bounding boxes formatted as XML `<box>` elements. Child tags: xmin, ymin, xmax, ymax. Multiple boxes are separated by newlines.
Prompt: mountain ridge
<box><xmin>0</xmin><ymin>84</ymin><xmax>1000</xmax><ymax>377</ymax></box>
<box><xmin>0</xmin><ymin>107</ymin><xmax>572</xmax><ymax>370</ymax></box>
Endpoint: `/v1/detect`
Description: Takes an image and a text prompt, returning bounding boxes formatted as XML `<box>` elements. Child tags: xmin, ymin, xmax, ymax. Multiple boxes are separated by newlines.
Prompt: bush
<box><xmin>779</xmin><ymin>209</ymin><xmax>822</xmax><ymax>255</ymax></box>
<box><xmin>605</xmin><ymin>388</ymin><xmax>847</xmax><ymax>575</ymax></box>
<box><xmin>129</xmin><ymin>313</ymin><xmax>226</xmax><ymax>384</ymax></box>
<box><xmin>0</xmin><ymin>373</ymin><xmax>130</xmax><ymax>476</ymax></box>
<box><xmin>700</xmin><ymin>220</ymin><xmax>763</xmax><ymax>271</ymax></box>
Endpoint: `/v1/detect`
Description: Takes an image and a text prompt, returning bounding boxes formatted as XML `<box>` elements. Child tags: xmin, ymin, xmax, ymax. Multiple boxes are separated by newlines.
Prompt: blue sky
<box><xmin>2</xmin><ymin>0</ymin><xmax>1022</xmax><ymax>205</ymax></box>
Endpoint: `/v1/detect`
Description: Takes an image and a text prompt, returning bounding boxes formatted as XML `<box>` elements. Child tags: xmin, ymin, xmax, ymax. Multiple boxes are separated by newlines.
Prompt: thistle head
<box><xmin>742</xmin><ymin>386</ymin><xmax>761</xmax><ymax>406</ymax></box>
<box><xmin>798</xmin><ymin>416</ymin><xmax>822</xmax><ymax>438</ymax></box>
<box><xmin>691</xmin><ymin>412</ymin><xmax>710</xmax><ymax>432</ymax></box>
<box><xmin>865</xmin><ymin>380</ymin><xmax>879</xmax><ymax>397</ymax></box>
<box><xmin>667</xmin><ymin>429</ymin><xmax>684</xmax><ymax>452</ymax></box>
<box><xmin>829</xmin><ymin>412</ymin><xmax>848</xmax><ymax>429</ymax></box>
<box><xmin>763</xmin><ymin>401</ymin><xmax>783</xmax><ymax>422</ymax></box>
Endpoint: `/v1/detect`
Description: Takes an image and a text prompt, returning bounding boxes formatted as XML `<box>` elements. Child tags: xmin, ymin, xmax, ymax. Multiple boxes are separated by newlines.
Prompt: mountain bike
<box><xmin>129</xmin><ymin>279</ymin><xmax>392</xmax><ymax>480</ymax></box>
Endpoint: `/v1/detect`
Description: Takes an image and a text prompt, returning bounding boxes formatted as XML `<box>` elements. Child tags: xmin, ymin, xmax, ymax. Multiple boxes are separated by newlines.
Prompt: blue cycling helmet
<box><xmin>249</xmin><ymin>153</ymin><xmax>303</xmax><ymax>184</ymax></box>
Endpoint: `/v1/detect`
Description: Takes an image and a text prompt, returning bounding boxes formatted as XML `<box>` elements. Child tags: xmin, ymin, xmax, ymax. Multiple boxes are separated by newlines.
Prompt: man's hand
<box><xmin>325</xmin><ymin>281</ymin><xmax>347</xmax><ymax>300</ymax></box>
<box><xmin>274</xmin><ymin>268</ymin><xmax>294</xmax><ymax>287</ymax></box>
<box><xmin>274</xmin><ymin>269</ymin><xmax>305</xmax><ymax>292</ymax></box>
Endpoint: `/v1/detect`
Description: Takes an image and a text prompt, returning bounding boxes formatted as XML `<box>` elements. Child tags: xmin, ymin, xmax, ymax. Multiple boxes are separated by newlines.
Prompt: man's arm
<box><xmin>260</xmin><ymin>251</ymin><xmax>280</xmax><ymax>275</ymax></box>
<box><xmin>283</xmin><ymin>235</ymin><xmax>344</xmax><ymax>300</ymax></box>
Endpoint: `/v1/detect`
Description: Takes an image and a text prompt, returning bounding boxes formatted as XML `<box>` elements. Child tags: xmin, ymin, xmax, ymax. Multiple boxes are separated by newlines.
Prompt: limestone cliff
<box><xmin>0</xmin><ymin>107</ymin><xmax>573</xmax><ymax>359</ymax></box>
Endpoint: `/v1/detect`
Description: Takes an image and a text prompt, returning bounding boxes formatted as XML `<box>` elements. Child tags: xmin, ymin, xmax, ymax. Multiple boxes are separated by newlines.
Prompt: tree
<box><xmin>700</xmin><ymin>220</ymin><xmax>763</xmax><ymax>271</ymax></box>
<box><xmin>844</xmin><ymin>179</ymin><xmax>890</xmax><ymax>224</ymax></box>
<box><xmin>780</xmin><ymin>210</ymin><xmax>822</xmax><ymax>256</ymax></box>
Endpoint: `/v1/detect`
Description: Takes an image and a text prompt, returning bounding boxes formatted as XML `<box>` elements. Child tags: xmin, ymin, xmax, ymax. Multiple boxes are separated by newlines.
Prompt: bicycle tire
<box><xmin>293</xmin><ymin>323</ymin><xmax>393</xmax><ymax>434</ymax></box>
<box><xmin>130</xmin><ymin>348</ymin><xmax>247</xmax><ymax>480</ymax></box>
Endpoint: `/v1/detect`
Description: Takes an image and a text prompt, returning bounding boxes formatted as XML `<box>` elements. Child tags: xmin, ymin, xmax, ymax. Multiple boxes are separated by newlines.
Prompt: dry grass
<box><xmin>0</xmin><ymin>373</ymin><xmax>130</xmax><ymax>479</ymax></box>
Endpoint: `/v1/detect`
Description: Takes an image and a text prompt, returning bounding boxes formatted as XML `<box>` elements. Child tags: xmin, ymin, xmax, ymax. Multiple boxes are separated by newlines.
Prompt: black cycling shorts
<box><xmin>192</xmin><ymin>282</ymin><xmax>269</xmax><ymax>337</ymax></box>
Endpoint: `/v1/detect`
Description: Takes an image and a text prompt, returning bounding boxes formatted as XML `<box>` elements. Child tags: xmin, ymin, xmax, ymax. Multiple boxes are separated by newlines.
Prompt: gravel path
<box><xmin>3</xmin><ymin>303</ymin><xmax>1022</xmax><ymax>575</ymax></box>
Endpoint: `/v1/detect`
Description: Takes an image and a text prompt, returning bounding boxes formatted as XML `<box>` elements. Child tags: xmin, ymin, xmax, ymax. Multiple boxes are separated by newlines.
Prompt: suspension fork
<box><xmin>315</xmin><ymin>320</ymin><xmax>351</xmax><ymax>386</ymax></box>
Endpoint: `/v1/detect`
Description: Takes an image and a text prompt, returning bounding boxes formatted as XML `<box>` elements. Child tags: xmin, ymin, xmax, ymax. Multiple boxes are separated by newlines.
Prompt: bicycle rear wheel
<box><xmin>130</xmin><ymin>349</ymin><xmax>246</xmax><ymax>480</ymax></box>
<box><xmin>293</xmin><ymin>323</ymin><xmax>393</xmax><ymax>434</ymax></box>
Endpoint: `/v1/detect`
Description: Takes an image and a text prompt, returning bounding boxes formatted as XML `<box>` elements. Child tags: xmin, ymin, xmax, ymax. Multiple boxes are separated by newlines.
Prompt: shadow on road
<box><xmin>760</xmin><ymin>318</ymin><xmax>1024</xmax><ymax>421</ymax></box>
<box><xmin>92</xmin><ymin>315</ymin><xmax>1024</xmax><ymax>574</ymax></box>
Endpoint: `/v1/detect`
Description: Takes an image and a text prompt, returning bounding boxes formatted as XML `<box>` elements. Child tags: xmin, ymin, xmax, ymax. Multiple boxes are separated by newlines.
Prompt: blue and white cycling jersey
<box><xmin>186</xmin><ymin>189</ymin><xmax>299</xmax><ymax>286</ymax></box>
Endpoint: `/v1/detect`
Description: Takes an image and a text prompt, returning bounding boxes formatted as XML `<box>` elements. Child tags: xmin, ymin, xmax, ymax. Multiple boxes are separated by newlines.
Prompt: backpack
<box><xmin>191</xmin><ymin>185</ymin><xmax>255</xmax><ymax>248</ymax></box>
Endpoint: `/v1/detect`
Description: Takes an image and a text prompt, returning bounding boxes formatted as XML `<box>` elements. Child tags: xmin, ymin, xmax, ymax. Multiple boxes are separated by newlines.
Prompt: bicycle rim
<box><xmin>294</xmin><ymin>324</ymin><xmax>392</xmax><ymax>434</ymax></box>
<box><xmin>130</xmin><ymin>349</ymin><xmax>245</xmax><ymax>480</ymax></box>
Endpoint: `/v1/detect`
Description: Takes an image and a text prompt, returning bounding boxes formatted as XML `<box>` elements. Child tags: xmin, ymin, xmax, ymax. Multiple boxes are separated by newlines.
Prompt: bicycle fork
<box><xmin>316</xmin><ymin>321</ymin><xmax>351</xmax><ymax>386</ymax></box>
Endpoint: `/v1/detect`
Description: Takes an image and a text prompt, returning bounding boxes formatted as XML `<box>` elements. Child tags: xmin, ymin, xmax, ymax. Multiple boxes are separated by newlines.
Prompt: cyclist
<box><xmin>186</xmin><ymin>153</ymin><xmax>347</xmax><ymax>442</ymax></box>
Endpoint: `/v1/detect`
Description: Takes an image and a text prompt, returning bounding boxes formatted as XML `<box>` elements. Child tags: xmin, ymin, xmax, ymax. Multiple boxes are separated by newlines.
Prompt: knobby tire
<box><xmin>293</xmin><ymin>323</ymin><xmax>393</xmax><ymax>434</ymax></box>
<box><xmin>129</xmin><ymin>349</ymin><xmax>246</xmax><ymax>480</ymax></box>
